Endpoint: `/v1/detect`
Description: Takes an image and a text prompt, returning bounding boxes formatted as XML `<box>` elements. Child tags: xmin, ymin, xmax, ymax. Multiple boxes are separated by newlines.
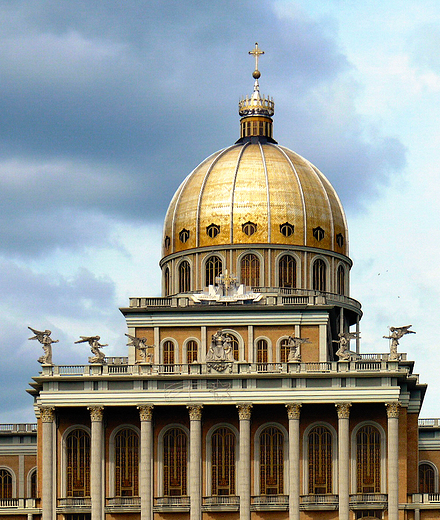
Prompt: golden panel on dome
<box><xmin>172</xmin><ymin>151</ymin><xmax>223</xmax><ymax>254</ymax></box>
<box><xmin>232</xmin><ymin>144</ymin><xmax>268</xmax><ymax>244</ymax></box>
<box><xmin>198</xmin><ymin>146</ymin><xmax>243</xmax><ymax>248</ymax></box>
<box><xmin>263</xmin><ymin>144</ymin><xmax>305</xmax><ymax>245</ymax></box>
<box><xmin>283</xmin><ymin>149</ymin><xmax>333</xmax><ymax>251</ymax></box>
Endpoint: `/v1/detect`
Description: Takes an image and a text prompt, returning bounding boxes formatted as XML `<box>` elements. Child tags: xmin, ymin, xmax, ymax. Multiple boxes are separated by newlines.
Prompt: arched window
<box><xmin>257</xmin><ymin>339</ymin><xmax>268</xmax><ymax>364</ymax></box>
<box><xmin>280</xmin><ymin>338</ymin><xmax>290</xmax><ymax>363</ymax></box>
<box><xmin>420</xmin><ymin>463</ymin><xmax>436</xmax><ymax>493</ymax></box>
<box><xmin>30</xmin><ymin>469</ymin><xmax>37</xmax><ymax>498</ymax></box>
<box><xmin>260</xmin><ymin>427</ymin><xmax>284</xmax><ymax>494</ymax></box>
<box><xmin>241</xmin><ymin>254</ymin><xmax>260</xmax><ymax>287</ymax></box>
<box><xmin>179</xmin><ymin>261</ymin><xmax>191</xmax><ymax>293</ymax></box>
<box><xmin>337</xmin><ymin>265</ymin><xmax>345</xmax><ymax>295</ymax></box>
<box><xmin>224</xmin><ymin>333</ymin><xmax>239</xmax><ymax>361</ymax></box>
<box><xmin>313</xmin><ymin>259</ymin><xmax>326</xmax><ymax>292</ymax></box>
<box><xmin>164</xmin><ymin>428</ymin><xmax>188</xmax><ymax>496</ymax></box>
<box><xmin>163</xmin><ymin>341</ymin><xmax>175</xmax><ymax>372</ymax></box>
<box><xmin>164</xmin><ymin>267</ymin><xmax>170</xmax><ymax>296</ymax></box>
<box><xmin>0</xmin><ymin>469</ymin><xmax>13</xmax><ymax>499</ymax></box>
<box><xmin>211</xmin><ymin>427</ymin><xmax>236</xmax><ymax>495</ymax></box>
<box><xmin>356</xmin><ymin>425</ymin><xmax>381</xmax><ymax>493</ymax></box>
<box><xmin>206</xmin><ymin>256</ymin><xmax>222</xmax><ymax>286</ymax></box>
<box><xmin>279</xmin><ymin>255</ymin><xmax>296</xmax><ymax>288</ymax></box>
<box><xmin>115</xmin><ymin>429</ymin><xmax>139</xmax><ymax>497</ymax></box>
<box><xmin>186</xmin><ymin>340</ymin><xmax>198</xmax><ymax>364</ymax></box>
<box><xmin>308</xmin><ymin>426</ymin><xmax>333</xmax><ymax>494</ymax></box>
<box><xmin>66</xmin><ymin>429</ymin><xmax>90</xmax><ymax>497</ymax></box>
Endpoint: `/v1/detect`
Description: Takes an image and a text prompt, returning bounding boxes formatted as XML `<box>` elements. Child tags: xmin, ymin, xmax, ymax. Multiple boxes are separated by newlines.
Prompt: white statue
<box><xmin>333</xmin><ymin>332</ymin><xmax>360</xmax><ymax>361</ymax></box>
<box><xmin>125</xmin><ymin>334</ymin><xmax>153</xmax><ymax>363</ymax></box>
<box><xmin>287</xmin><ymin>336</ymin><xmax>310</xmax><ymax>362</ymax></box>
<box><xmin>28</xmin><ymin>327</ymin><xmax>59</xmax><ymax>365</ymax></box>
<box><xmin>383</xmin><ymin>325</ymin><xmax>415</xmax><ymax>361</ymax></box>
<box><xmin>75</xmin><ymin>335</ymin><xmax>108</xmax><ymax>364</ymax></box>
<box><xmin>206</xmin><ymin>330</ymin><xmax>235</xmax><ymax>363</ymax></box>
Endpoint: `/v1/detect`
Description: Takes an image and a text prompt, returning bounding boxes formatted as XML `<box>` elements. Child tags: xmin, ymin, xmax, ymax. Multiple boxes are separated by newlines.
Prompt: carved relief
<box><xmin>138</xmin><ymin>404</ymin><xmax>154</xmax><ymax>421</ymax></box>
<box><xmin>237</xmin><ymin>403</ymin><xmax>253</xmax><ymax>420</ymax></box>
<box><xmin>336</xmin><ymin>402</ymin><xmax>352</xmax><ymax>419</ymax></box>
<box><xmin>286</xmin><ymin>403</ymin><xmax>302</xmax><ymax>419</ymax></box>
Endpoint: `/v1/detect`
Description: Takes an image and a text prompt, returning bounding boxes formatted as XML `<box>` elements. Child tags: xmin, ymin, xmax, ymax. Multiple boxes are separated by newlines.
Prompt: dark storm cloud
<box><xmin>0</xmin><ymin>0</ymin><xmax>406</xmax><ymax>258</ymax></box>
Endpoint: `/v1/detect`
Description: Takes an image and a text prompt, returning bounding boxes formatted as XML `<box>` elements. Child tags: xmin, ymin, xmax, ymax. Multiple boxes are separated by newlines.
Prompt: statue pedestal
<box><xmin>90</xmin><ymin>364</ymin><xmax>104</xmax><ymax>375</ymax></box>
<box><xmin>338</xmin><ymin>360</ymin><xmax>350</xmax><ymax>372</ymax></box>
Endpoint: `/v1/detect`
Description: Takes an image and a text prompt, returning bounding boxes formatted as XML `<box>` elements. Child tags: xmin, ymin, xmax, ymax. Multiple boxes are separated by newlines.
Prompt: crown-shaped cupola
<box><xmin>237</xmin><ymin>43</ymin><xmax>276</xmax><ymax>143</ymax></box>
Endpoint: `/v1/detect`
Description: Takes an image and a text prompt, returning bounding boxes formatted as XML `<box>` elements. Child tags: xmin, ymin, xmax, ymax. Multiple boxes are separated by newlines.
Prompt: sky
<box><xmin>1</xmin><ymin>0</ymin><xmax>439</xmax><ymax>421</ymax></box>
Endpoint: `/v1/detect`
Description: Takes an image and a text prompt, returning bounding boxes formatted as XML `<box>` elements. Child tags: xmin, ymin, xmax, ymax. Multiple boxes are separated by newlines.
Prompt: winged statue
<box><xmin>75</xmin><ymin>335</ymin><xmax>107</xmax><ymax>364</ymax></box>
<box><xmin>28</xmin><ymin>327</ymin><xmax>59</xmax><ymax>365</ymax></box>
<box><xmin>333</xmin><ymin>331</ymin><xmax>360</xmax><ymax>361</ymax></box>
<box><xmin>287</xmin><ymin>336</ymin><xmax>311</xmax><ymax>362</ymax></box>
<box><xmin>125</xmin><ymin>334</ymin><xmax>154</xmax><ymax>363</ymax></box>
<box><xmin>383</xmin><ymin>325</ymin><xmax>416</xmax><ymax>360</ymax></box>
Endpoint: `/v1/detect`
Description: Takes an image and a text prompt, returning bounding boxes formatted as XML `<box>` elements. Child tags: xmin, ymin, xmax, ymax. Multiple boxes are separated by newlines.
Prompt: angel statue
<box><xmin>333</xmin><ymin>331</ymin><xmax>360</xmax><ymax>361</ymax></box>
<box><xmin>383</xmin><ymin>325</ymin><xmax>416</xmax><ymax>361</ymax></box>
<box><xmin>125</xmin><ymin>334</ymin><xmax>154</xmax><ymax>363</ymax></box>
<box><xmin>75</xmin><ymin>335</ymin><xmax>108</xmax><ymax>364</ymax></box>
<box><xmin>287</xmin><ymin>336</ymin><xmax>310</xmax><ymax>362</ymax></box>
<box><xmin>28</xmin><ymin>327</ymin><xmax>59</xmax><ymax>365</ymax></box>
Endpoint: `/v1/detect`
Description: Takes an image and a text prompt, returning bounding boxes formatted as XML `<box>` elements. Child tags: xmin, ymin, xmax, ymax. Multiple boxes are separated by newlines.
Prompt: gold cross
<box><xmin>249</xmin><ymin>42</ymin><xmax>264</xmax><ymax>71</ymax></box>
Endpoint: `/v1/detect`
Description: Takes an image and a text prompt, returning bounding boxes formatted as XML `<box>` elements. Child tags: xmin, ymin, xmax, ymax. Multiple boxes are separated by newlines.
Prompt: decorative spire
<box><xmin>237</xmin><ymin>43</ymin><xmax>276</xmax><ymax>143</ymax></box>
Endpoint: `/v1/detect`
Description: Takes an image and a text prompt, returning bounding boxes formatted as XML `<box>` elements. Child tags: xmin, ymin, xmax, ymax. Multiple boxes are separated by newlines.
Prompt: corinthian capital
<box><xmin>386</xmin><ymin>402</ymin><xmax>400</xmax><ymax>418</ymax></box>
<box><xmin>237</xmin><ymin>403</ymin><xmax>253</xmax><ymax>420</ymax></box>
<box><xmin>286</xmin><ymin>403</ymin><xmax>302</xmax><ymax>419</ymax></box>
<box><xmin>137</xmin><ymin>404</ymin><xmax>154</xmax><ymax>421</ymax></box>
<box><xmin>88</xmin><ymin>406</ymin><xmax>104</xmax><ymax>422</ymax></box>
<box><xmin>40</xmin><ymin>406</ymin><xmax>55</xmax><ymax>423</ymax></box>
<box><xmin>336</xmin><ymin>402</ymin><xmax>351</xmax><ymax>419</ymax></box>
<box><xmin>187</xmin><ymin>404</ymin><xmax>203</xmax><ymax>420</ymax></box>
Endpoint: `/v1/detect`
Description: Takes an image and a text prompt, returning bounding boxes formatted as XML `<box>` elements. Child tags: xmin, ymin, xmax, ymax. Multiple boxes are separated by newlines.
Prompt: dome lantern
<box><xmin>237</xmin><ymin>43</ymin><xmax>276</xmax><ymax>143</ymax></box>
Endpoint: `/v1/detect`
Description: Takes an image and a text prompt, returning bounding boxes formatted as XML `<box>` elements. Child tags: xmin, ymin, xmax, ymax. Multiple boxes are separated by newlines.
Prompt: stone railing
<box><xmin>154</xmin><ymin>496</ymin><xmax>190</xmax><ymax>510</ymax></box>
<box><xmin>300</xmin><ymin>494</ymin><xmax>339</xmax><ymax>505</ymax></box>
<box><xmin>350</xmin><ymin>493</ymin><xmax>387</xmax><ymax>504</ymax></box>
<box><xmin>202</xmin><ymin>496</ymin><xmax>240</xmax><ymax>510</ymax></box>
<box><xmin>41</xmin><ymin>359</ymin><xmax>408</xmax><ymax>378</ymax></box>
<box><xmin>251</xmin><ymin>495</ymin><xmax>288</xmax><ymax>510</ymax></box>
<box><xmin>0</xmin><ymin>423</ymin><xmax>37</xmax><ymax>432</ymax></box>
<box><xmin>411</xmin><ymin>493</ymin><xmax>440</xmax><ymax>503</ymax></box>
<box><xmin>0</xmin><ymin>498</ymin><xmax>38</xmax><ymax>509</ymax></box>
<box><xmin>106</xmin><ymin>497</ymin><xmax>140</xmax><ymax>510</ymax></box>
<box><xmin>57</xmin><ymin>497</ymin><xmax>91</xmax><ymax>509</ymax></box>
<box><xmin>419</xmin><ymin>418</ymin><xmax>440</xmax><ymax>427</ymax></box>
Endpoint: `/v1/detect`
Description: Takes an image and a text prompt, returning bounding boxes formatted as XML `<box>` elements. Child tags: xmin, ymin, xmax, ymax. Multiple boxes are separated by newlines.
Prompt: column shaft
<box><xmin>139</xmin><ymin>405</ymin><xmax>154</xmax><ymax>520</ymax></box>
<box><xmin>286</xmin><ymin>404</ymin><xmax>301</xmax><ymax>520</ymax></box>
<box><xmin>336</xmin><ymin>403</ymin><xmax>351</xmax><ymax>520</ymax></box>
<box><xmin>387</xmin><ymin>403</ymin><xmax>400</xmax><ymax>520</ymax></box>
<box><xmin>188</xmin><ymin>405</ymin><xmax>203</xmax><ymax>520</ymax></box>
<box><xmin>41</xmin><ymin>407</ymin><xmax>55</xmax><ymax>520</ymax></box>
<box><xmin>237</xmin><ymin>404</ymin><xmax>252</xmax><ymax>520</ymax></box>
<box><xmin>89</xmin><ymin>407</ymin><xmax>104</xmax><ymax>520</ymax></box>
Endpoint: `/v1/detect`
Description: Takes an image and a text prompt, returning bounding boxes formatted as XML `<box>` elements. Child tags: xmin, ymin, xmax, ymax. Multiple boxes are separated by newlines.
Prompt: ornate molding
<box><xmin>187</xmin><ymin>404</ymin><xmax>203</xmax><ymax>420</ymax></box>
<box><xmin>88</xmin><ymin>406</ymin><xmax>104</xmax><ymax>422</ymax></box>
<box><xmin>237</xmin><ymin>403</ymin><xmax>253</xmax><ymax>420</ymax></box>
<box><xmin>40</xmin><ymin>406</ymin><xmax>55</xmax><ymax>423</ymax></box>
<box><xmin>336</xmin><ymin>402</ymin><xmax>352</xmax><ymax>419</ymax></box>
<box><xmin>137</xmin><ymin>404</ymin><xmax>154</xmax><ymax>421</ymax></box>
<box><xmin>386</xmin><ymin>402</ymin><xmax>400</xmax><ymax>419</ymax></box>
<box><xmin>286</xmin><ymin>403</ymin><xmax>302</xmax><ymax>420</ymax></box>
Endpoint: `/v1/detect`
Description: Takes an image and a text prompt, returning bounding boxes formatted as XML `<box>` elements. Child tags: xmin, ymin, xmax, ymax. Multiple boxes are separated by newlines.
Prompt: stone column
<box><xmin>40</xmin><ymin>406</ymin><xmax>55</xmax><ymax>520</ymax></box>
<box><xmin>187</xmin><ymin>405</ymin><xmax>203</xmax><ymax>520</ymax></box>
<box><xmin>336</xmin><ymin>403</ymin><xmax>351</xmax><ymax>520</ymax></box>
<box><xmin>386</xmin><ymin>402</ymin><xmax>400</xmax><ymax>520</ymax></box>
<box><xmin>138</xmin><ymin>405</ymin><xmax>154</xmax><ymax>520</ymax></box>
<box><xmin>88</xmin><ymin>406</ymin><xmax>104</xmax><ymax>520</ymax></box>
<box><xmin>286</xmin><ymin>404</ymin><xmax>301</xmax><ymax>520</ymax></box>
<box><xmin>237</xmin><ymin>404</ymin><xmax>252</xmax><ymax>520</ymax></box>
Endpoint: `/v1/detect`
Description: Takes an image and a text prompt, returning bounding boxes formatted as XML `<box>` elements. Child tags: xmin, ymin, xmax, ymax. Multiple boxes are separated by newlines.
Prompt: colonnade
<box><xmin>39</xmin><ymin>401</ymin><xmax>401</xmax><ymax>520</ymax></box>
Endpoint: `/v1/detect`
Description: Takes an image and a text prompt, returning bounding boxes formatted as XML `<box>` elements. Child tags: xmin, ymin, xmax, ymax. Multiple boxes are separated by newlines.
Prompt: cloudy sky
<box><xmin>1</xmin><ymin>0</ymin><xmax>439</xmax><ymax>422</ymax></box>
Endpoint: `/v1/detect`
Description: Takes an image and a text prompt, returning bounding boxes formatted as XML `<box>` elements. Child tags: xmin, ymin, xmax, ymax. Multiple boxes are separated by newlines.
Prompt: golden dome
<box><xmin>162</xmin><ymin>142</ymin><xmax>348</xmax><ymax>258</ymax></box>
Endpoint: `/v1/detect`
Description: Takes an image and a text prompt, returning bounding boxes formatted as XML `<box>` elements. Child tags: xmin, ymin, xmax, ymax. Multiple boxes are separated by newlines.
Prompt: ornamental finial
<box><xmin>249</xmin><ymin>42</ymin><xmax>264</xmax><ymax>79</ymax></box>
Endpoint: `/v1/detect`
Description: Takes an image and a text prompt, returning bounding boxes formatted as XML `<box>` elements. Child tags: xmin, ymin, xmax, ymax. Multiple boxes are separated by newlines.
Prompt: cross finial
<box><xmin>249</xmin><ymin>42</ymin><xmax>264</xmax><ymax>79</ymax></box>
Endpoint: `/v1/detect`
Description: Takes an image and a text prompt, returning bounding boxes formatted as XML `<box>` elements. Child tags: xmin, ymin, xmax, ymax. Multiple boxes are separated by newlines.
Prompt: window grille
<box><xmin>206</xmin><ymin>256</ymin><xmax>222</xmax><ymax>286</ymax></box>
<box><xmin>313</xmin><ymin>259</ymin><xmax>326</xmax><ymax>292</ymax></box>
<box><xmin>356</xmin><ymin>425</ymin><xmax>381</xmax><ymax>493</ymax></box>
<box><xmin>260</xmin><ymin>427</ymin><xmax>284</xmax><ymax>494</ymax></box>
<box><xmin>179</xmin><ymin>261</ymin><xmax>191</xmax><ymax>293</ymax></box>
<box><xmin>419</xmin><ymin>463</ymin><xmax>436</xmax><ymax>493</ymax></box>
<box><xmin>66</xmin><ymin>429</ymin><xmax>90</xmax><ymax>497</ymax></box>
<box><xmin>279</xmin><ymin>255</ymin><xmax>296</xmax><ymax>288</ymax></box>
<box><xmin>212</xmin><ymin>427</ymin><xmax>235</xmax><ymax>495</ymax></box>
<box><xmin>308</xmin><ymin>426</ymin><xmax>333</xmax><ymax>494</ymax></box>
<box><xmin>115</xmin><ymin>429</ymin><xmax>139</xmax><ymax>497</ymax></box>
<box><xmin>0</xmin><ymin>468</ymin><xmax>12</xmax><ymax>499</ymax></box>
<box><xmin>164</xmin><ymin>428</ymin><xmax>187</xmax><ymax>496</ymax></box>
<box><xmin>241</xmin><ymin>254</ymin><xmax>260</xmax><ymax>287</ymax></box>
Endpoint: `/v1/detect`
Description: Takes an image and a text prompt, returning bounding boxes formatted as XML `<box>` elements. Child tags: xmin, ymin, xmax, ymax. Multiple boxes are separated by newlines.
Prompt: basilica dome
<box><xmin>160</xmin><ymin>44</ymin><xmax>350</xmax><ymax>296</ymax></box>
<box><xmin>162</xmin><ymin>142</ymin><xmax>348</xmax><ymax>258</ymax></box>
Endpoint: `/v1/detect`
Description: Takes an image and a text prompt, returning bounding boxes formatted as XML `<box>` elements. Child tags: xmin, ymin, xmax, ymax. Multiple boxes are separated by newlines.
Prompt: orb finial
<box><xmin>249</xmin><ymin>42</ymin><xmax>264</xmax><ymax>79</ymax></box>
